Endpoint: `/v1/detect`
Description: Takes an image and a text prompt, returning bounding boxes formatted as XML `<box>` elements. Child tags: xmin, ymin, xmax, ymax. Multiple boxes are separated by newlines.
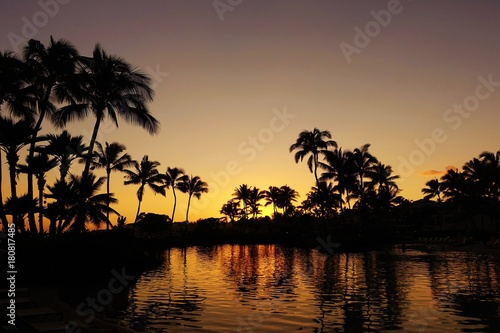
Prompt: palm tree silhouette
<box><xmin>18</xmin><ymin>152</ymin><xmax>57</xmax><ymax>234</ymax></box>
<box><xmin>178</xmin><ymin>175</ymin><xmax>208</xmax><ymax>225</ymax></box>
<box><xmin>290</xmin><ymin>128</ymin><xmax>337</xmax><ymax>187</ymax></box>
<box><xmin>276</xmin><ymin>185</ymin><xmax>299</xmax><ymax>216</ymax></box>
<box><xmin>366</xmin><ymin>162</ymin><xmax>399</xmax><ymax>192</ymax></box>
<box><xmin>123</xmin><ymin>155</ymin><xmax>165</xmax><ymax>231</ymax></box>
<box><xmin>264</xmin><ymin>186</ymin><xmax>281</xmax><ymax>217</ymax></box>
<box><xmin>39</xmin><ymin>130</ymin><xmax>87</xmax><ymax>182</ymax></box>
<box><xmin>233</xmin><ymin>184</ymin><xmax>252</xmax><ymax>219</ymax></box>
<box><xmin>91</xmin><ymin>141</ymin><xmax>133</xmax><ymax>230</ymax></box>
<box><xmin>45</xmin><ymin>179</ymin><xmax>72</xmax><ymax>234</ymax></box>
<box><xmin>349</xmin><ymin>144</ymin><xmax>378</xmax><ymax>208</ymax></box>
<box><xmin>53</xmin><ymin>44</ymin><xmax>159</xmax><ymax>179</ymax></box>
<box><xmin>220</xmin><ymin>200</ymin><xmax>240</xmax><ymax>222</ymax></box>
<box><xmin>64</xmin><ymin>173</ymin><xmax>118</xmax><ymax>232</ymax></box>
<box><xmin>247</xmin><ymin>187</ymin><xmax>265</xmax><ymax>218</ymax></box>
<box><xmin>164</xmin><ymin>167</ymin><xmax>189</xmax><ymax>222</ymax></box>
<box><xmin>422</xmin><ymin>179</ymin><xmax>443</xmax><ymax>203</ymax></box>
<box><xmin>23</xmin><ymin>37</ymin><xmax>79</xmax><ymax>235</ymax></box>
<box><xmin>0</xmin><ymin>116</ymin><xmax>34</xmax><ymax>229</ymax></box>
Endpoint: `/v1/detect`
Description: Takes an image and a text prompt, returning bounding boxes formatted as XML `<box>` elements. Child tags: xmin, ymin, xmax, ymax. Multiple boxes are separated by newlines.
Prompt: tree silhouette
<box><xmin>123</xmin><ymin>155</ymin><xmax>165</xmax><ymax>231</ymax></box>
<box><xmin>23</xmin><ymin>37</ymin><xmax>79</xmax><ymax>235</ymax></box>
<box><xmin>220</xmin><ymin>200</ymin><xmax>240</xmax><ymax>222</ymax></box>
<box><xmin>18</xmin><ymin>152</ymin><xmax>57</xmax><ymax>234</ymax></box>
<box><xmin>349</xmin><ymin>144</ymin><xmax>378</xmax><ymax>208</ymax></box>
<box><xmin>233</xmin><ymin>184</ymin><xmax>252</xmax><ymax>219</ymax></box>
<box><xmin>178</xmin><ymin>175</ymin><xmax>208</xmax><ymax>224</ymax></box>
<box><xmin>164</xmin><ymin>167</ymin><xmax>189</xmax><ymax>222</ymax></box>
<box><xmin>290</xmin><ymin>128</ymin><xmax>337</xmax><ymax>187</ymax></box>
<box><xmin>91</xmin><ymin>141</ymin><xmax>133</xmax><ymax>230</ymax></box>
<box><xmin>53</xmin><ymin>43</ymin><xmax>159</xmax><ymax>179</ymax></box>
<box><xmin>422</xmin><ymin>179</ymin><xmax>443</xmax><ymax>203</ymax></box>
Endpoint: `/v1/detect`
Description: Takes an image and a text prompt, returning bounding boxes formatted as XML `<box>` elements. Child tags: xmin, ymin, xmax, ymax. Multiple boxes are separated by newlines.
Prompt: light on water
<box><xmin>104</xmin><ymin>245</ymin><xmax>500</xmax><ymax>332</ymax></box>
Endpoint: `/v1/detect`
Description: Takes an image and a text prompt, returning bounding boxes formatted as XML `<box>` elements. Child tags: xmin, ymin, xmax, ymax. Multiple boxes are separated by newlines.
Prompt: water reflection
<box><xmin>110</xmin><ymin>246</ymin><xmax>500</xmax><ymax>333</ymax></box>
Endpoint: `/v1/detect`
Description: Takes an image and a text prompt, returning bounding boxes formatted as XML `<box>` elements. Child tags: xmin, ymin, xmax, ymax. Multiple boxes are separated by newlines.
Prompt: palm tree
<box><xmin>276</xmin><ymin>185</ymin><xmax>299</xmax><ymax>215</ymax></box>
<box><xmin>91</xmin><ymin>141</ymin><xmax>132</xmax><ymax>230</ymax></box>
<box><xmin>422</xmin><ymin>179</ymin><xmax>443</xmax><ymax>202</ymax></box>
<box><xmin>18</xmin><ymin>152</ymin><xmax>57</xmax><ymax>234</ymax></box>
<box><xmin>0</xmin><ymin>50</ymin><xmax>35</xmax><ymax>120</ymax></box>
<box><xmin>302</xmin><ymin>182</ymin><xmax>341</xmax><ymax>219</ymax></box>
<box><xmin>164</xmin><ymin>167</ymin><xmax>189</xmax><ymax>222</ymax></box>
<box><xmin>38</xmin><ymin>130</ymin><xmax>87</xmax><ymax>181</ymax></box>
<box><xmin>123</xmin><ymin>155</ymin><xmax>165</xmax><ymax>230</ymax></box>
<box><xmin>320</xmin><ymin>147</ymin><xmax>357</xmax><ymax>210</ymax></box>
<box><xmin>23</xmin><ymin>37</ymin><xmax>79</xmax><ymax>235</ymax></box>
<box><xmin>289</xmin><ymin>128</ymin><xmax>337</xmax><ymax>187</ymax></box>
<box><xmin>220</xmin><ymin>200</ymin><xmax>240</xmax><ymax>222</ymax></box>
<box><xmin>53</xmin><ymin>44</ymin><xmax>159</xmax><ymax>179</ymax></box>
<box><xmin>178</xmin><ymin>175</ymin><xmax>208</xmax><ymax>224</ymax></box>
<box><xmin>366</xmin><ymin>162</ymin><xmax>400</xmax><ymax>192</ymax></box>
<box><xmin>264</xmin><ymin>186</ymin><xmax>281</xmax><ymax>217</ymax></box>
<box><xmin>233</xmin><ymin>184</ymin><xmax>252</xmax><ymax>219</ymax></box>
<box><xmin>349</xmin><ymin>144</ymin><xmax>378</xmax><ymax>208</ymax></box>
<box><xmin>45</xmin><ymin>179</ymin><xmax>72</xmax><ymax>234</ymax></box>
<box><xmin>247</xmin><ymin>187</ymin><xmax>266</xmax><ymax>218</ymax></box>
<box><xmin>4</xmin><ymin>194</ymin><xmax>36</xmax><ymax>234</ymax></box>
<box><xmin>64</xmin><ymin>173</ymin><xmax>118</xmax><ymax>232</ymax></box>
<box><xmin>0</xmin><ymin>116</ymin><xmax>34</xmax><ymax>229</ymax></box>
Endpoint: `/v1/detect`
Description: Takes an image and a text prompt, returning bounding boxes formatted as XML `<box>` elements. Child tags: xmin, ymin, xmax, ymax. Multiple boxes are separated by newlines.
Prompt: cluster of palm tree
<box><xmin>220</xmin><ymin>184</ymin><xmax>299</xmax><ymax>221</ymax></box>
<box><xmin>0</xmin><ymin>37</ymin><xmax>160</xmax><ymax>234</ymax></box>
<box><xmin>422</xmin><ymin>150</ymin><xmax>500</xmax><ymax>231</ymax></box>
<box><xmin>290</xmin><ymin>128</ymin><xmax>403</xmax><ymax>218</ymax></box>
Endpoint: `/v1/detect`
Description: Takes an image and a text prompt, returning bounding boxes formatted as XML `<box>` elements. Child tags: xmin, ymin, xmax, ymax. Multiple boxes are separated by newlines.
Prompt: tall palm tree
<box><xmin>18</xmin><ymin>152</ymin><xmax>57</xmax><ymax>234</ymax></box>
<box><xmin>264</xmin><ymin>186</ymin><xmax>281</xmax><ymax>217</ymax></box>
<box><xmin>233</xmin><ymin>184</ymin><xmax>252</xmax><ymax>219</ymax></box>
<box><xmin>289</xmin><ymin>128</ymin><xmax>337</xmax><ymax>187</ymax></box>
<box><xmin>320</xmin><ymin>147</ymin><xmax>357</xmax><ymax>210</ymax></box>
<box><xmin>53</xmin><ymin>44</ymin><xmax>159</xmax><ymax>179</ymax></box>
<box><xmin>0</xmin><ymin>116</ymin><xmax>34</xmax><ymax>229</ymax></box>
<box><xmin>123</xmin><ymin>155</ymin><xmax>165</xmax><ymax>230</ymax></box>
<box><xmin>91</xmin><ymin>141</ymin><xmax>133</xmax><ymax>230</ymax></box>
<box><xmin>64</xmin><ymin>173</ymin><xmax>118</xmax><ymax>232</ymax></box>
<box><xmin>178</xmin><ymin>175</ymin><xmax>208</xmax><ymax>224</ymax></box>
<box><xmin>349</xmin><ymin>144</ymin><xmax>378</xmax><ymax>208</ymax></box>
<box><xmin>39</xmin><ymin>130</ymin><xmax>87</xmax><ymax>182</ymax></box>
<box><xmin>23</xmin><ymin>37</ymin><xmax>79</xmax><ymax>235</ymax></box>
<box><xmin>247</xmin><ymin>187</ymin><xmax>266</xmax><ymax>218</ymax></box>
<box><xmin>164</xmin><ymin>167</ymin><xmax>189</xmax><ymax>222</ymax></box>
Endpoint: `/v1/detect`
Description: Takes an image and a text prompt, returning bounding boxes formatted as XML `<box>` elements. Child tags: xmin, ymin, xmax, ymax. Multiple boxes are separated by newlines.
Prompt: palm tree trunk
<box><xmin>106</xmin><ymin>169</ymin><xmax>111</xmax><ymax>230</ymax></box>
<box><xmin>185</xmin><ymin>194</ymin><xmax>192</xmax><ymax>232</ymax></box>
<box><xmin>37</xmin><ymin>177</ymin><xmax>45</xmax><ymax>234</ymax></box>
<box><xmin>171</xmin><ymin>187</ymin><xmax>177</xmax><ymax>222</ymax></box>
<box><xmin>27</xmin><ymin>101</ymin><xmax>47</xmax><ymax>236</ymax></box>
<box><xmin>313</xmin><ymin>153</ymin><xmax>319</xmax><ymax>187</ymax></box>
<box><xmin>83</xmin><ymin>117</ymin><xmax>102</xmax><ymax>178</ymax></box>
<box><xmin>133</xmin><ymin>187</ymin><xmax>144</xmax><ymax>233</ymax></box>
<box><xmin>0</xmin><ymin>152</ymin><xmax>9</xmax><ymax>232</ymax></box>
<box><xmin>7</xmin><ymin>152</ymin><xmax>19</xmax><ymax>227</ymax></box>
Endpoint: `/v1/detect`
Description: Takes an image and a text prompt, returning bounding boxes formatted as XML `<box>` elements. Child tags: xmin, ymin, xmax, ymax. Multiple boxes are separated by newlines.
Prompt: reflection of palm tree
<box><xmin>178</xmin><ymin>175</ymin><xmax>208</xmax><ymax>224</ymax></box>
<box><xmin>65</xmin><ymin>173</ymin><xmax>118</xmax><ymax>232</ymax></box>
<box><xmin>123</xmin><ymin>155</ymin><xmax>165</xmax><ymax>230</ymax></box>
<box><xmin>54</xmin><ymin>44</ymin><xmax>159</xmax><ymax>179</ymax></box>
<box><xmin>290</xmin><ymin>128</ymin><xmax>337</xmax><ymax>187</ymax></box>
<box><xmin>164</xmin><ymin>167</ymin><xmax>188</xmax><ymax>222</ymax></box>
<box><xmin>91</xmin><ymin>141</ymin><xmax>132</xmax><ymax>230</ymax></box>
<box><xmin>18</xmin><ymin>152</ymin><xmax>57</xmax><ymax>234</ymax></box>
<box><xmin>0</xmin><ymin>116</ymin><xmax>33</xmax><ymax>229</ymax></box>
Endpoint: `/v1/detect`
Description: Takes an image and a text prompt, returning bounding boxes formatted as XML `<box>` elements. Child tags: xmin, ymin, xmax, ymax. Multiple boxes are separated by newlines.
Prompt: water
<box><xmin>106</xmin><ymin>245</ymin><xmax>500</xmax><ymax>332</ymax></box>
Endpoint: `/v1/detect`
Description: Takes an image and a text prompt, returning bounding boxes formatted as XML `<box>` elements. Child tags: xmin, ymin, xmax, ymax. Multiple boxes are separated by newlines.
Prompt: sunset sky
<box><xmin>1</xmin><ymin>0</ymin><xmax>500</xmax><ymax>225</ymax></box>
